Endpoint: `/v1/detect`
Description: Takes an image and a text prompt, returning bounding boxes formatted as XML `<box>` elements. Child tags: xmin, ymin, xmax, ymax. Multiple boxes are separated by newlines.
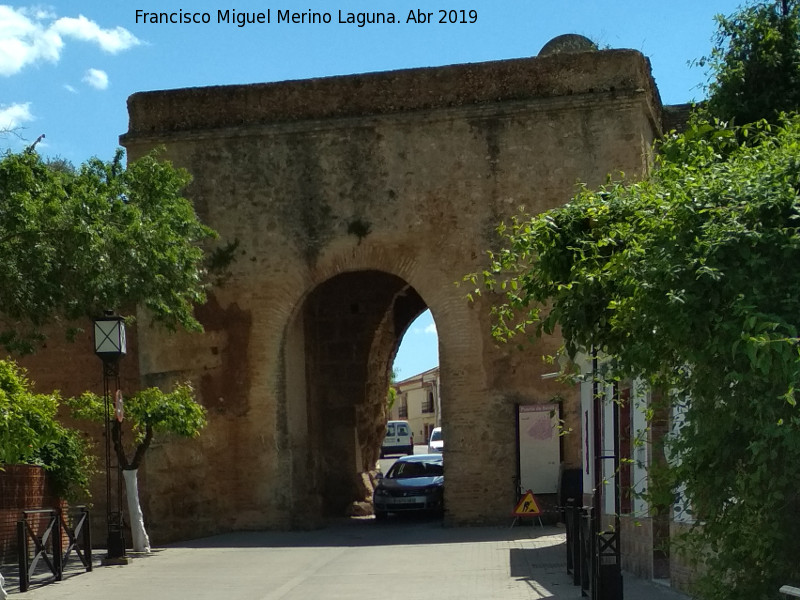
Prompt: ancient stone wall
<box><xmin>116</xmin><ymin>48</ymin><xmax>661</xmax><ymax>541</ymax></box>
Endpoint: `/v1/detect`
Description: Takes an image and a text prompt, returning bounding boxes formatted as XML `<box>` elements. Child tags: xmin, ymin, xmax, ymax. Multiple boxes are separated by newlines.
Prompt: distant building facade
<box><xmin>389</xmin><ymin>367</ymin><xmax>440</xmax><ymax>444</ymax></box>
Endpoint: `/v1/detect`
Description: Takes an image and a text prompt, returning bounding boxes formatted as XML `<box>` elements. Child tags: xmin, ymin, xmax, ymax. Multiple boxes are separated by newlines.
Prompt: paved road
<box><xmin>7</xmin><ymin>518</ymin><xmax>691</xmax><ymax>600</ymax></box>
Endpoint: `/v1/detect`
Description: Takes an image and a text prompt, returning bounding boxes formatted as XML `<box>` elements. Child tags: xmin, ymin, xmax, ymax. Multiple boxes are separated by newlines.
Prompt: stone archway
<box><xmin>283</xmin><ymin>270</ymin><xmax>426</xmax><ymax>525</ymax></box>
<box><xmin>121</xmin><ymin>48</ymin><xmax>663</xmax><ymax>542</ymax></box>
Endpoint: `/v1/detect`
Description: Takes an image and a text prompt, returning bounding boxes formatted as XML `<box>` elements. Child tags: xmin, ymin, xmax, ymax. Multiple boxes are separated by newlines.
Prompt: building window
<box><xmin>399</xmin><ymin>393</ymin><xmax>408</xmax><ymax>418</ymax></box>
<box><xmin>422</xmin><ymin>390</ymin><xmax>434</xmax><ymax>414</ymax></box>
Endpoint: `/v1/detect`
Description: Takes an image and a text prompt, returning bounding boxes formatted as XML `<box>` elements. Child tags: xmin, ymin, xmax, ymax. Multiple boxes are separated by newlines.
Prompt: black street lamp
<box><xmin>93</xmin><ymin>312</ymin><xmax>128</xmax><ymax>563</ymax></box>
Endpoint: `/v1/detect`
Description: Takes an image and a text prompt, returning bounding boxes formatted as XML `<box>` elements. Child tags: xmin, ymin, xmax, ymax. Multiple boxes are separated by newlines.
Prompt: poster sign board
<box><xmin>517</xmin><ymin>403</ymin><xmax>560</xmax><ymax>494</ymax></box>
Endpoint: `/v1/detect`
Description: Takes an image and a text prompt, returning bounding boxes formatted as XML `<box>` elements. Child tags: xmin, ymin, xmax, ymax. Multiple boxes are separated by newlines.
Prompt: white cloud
<box><xmin>82</xmin><ymin>67</ymin><xmax>108</xmax><ymax>90</ymax></box>
<box><xmin>0</xmin><ymin>6</ymin><xmax>139</xmax><ymax>77</ymax></box>
<box><xmin>63</xmin><ymin>83</ymin><xmax>77</xmax><ymax>93</ymax></box>
<box><xmin>53</xmin><ymin>15</ymin><xmax>139</xmax><ymax>53</ymax></box>
<box><xmin>0</xmin><ymin>101</ymin><xmax>34</xmax><ymax>130</ymax></box>
<box><xmin>411</xmin><ymin>322</ymin><xmax>438</xmax><ymax>336</ymax></box>
<box><xmin>0</xmin><ymin>6</ymin><xmax>63</xmax><ymax>76</ymax></box>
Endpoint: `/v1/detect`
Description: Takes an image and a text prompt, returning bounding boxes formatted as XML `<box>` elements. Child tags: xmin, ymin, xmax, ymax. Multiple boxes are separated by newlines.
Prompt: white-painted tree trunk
<box><xmin>0</xmin><ymin>570</ymin><xmax>8</xmax><ymax>600</ymax></box>
<box><xmin>122</xmin><ymin>468</ymin><xmax>151</xmax><ymax>553</ymax></box>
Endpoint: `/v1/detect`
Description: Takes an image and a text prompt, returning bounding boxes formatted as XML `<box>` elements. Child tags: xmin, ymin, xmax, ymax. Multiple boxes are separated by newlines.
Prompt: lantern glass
<box><xmin>93</xmin><ymin>316</ymin><xmax>127</xmax><ymax>359</ymax></box>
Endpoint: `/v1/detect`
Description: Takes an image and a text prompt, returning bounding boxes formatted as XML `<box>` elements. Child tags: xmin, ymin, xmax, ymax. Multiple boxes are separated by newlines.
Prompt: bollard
<box><xmin>17</xmin><ymin>520</ymin><xmax>28</xmax><ymax>593</ymax></box>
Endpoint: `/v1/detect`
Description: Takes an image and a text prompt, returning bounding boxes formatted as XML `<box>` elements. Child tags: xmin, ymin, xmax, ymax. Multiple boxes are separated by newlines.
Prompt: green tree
<box><xmin>0</xmin><ymin>148</ymin><xmax>218</xmax><ymax>353</ymax></box>
<box><xmin>468</xmin><ymin>5</ymin><xmax>800</xmax><ymax>593</ymax></box>
<box><xmin>0</xmin><ymin>146</ymin><xmax>225</xmax><ymax>552</ymax></box>
<box><xmin>68</xmin><ymin>384</ymin><xmax>207</xmax><ymax>552</ymax></box>
<box><xmin>387</xmin><ymin>368</ymin><xmax>398</xmax><ymax>412</ymax></box>
<box><xmin>0</xmin><ymin>360</ymin><xmax>93</xmax><ymax>501</ymax></box>
<box><xmin>467</xmin><ymin>116</ymin><xmax>800</xmax><ymax>600</ymax></box>
<box><xmin>703</xmin><ymin>0</ymin><xmax>800</xmax><ymax>124</ymax></box>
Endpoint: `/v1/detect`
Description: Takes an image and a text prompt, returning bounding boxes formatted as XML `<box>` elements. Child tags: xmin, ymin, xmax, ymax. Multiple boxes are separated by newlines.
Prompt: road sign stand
<box><xmin>510</xmin><ymin>490</ymin><xmax>544</xmax><ymax>528</ymax></box>
<box><xmin>510</xmin><ymin>515</ymin><xmax>543</xmax><ymax>528</ymax></box>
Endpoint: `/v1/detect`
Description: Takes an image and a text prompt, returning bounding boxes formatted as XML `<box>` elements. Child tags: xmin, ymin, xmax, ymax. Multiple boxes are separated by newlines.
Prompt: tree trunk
<box><xmin>122</xmin><ymin>469</ymin><xmax>151</xmax><ymax>553</ymax></box>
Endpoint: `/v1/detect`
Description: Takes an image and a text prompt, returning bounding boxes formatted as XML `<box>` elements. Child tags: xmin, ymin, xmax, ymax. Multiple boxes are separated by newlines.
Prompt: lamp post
<box><xmin>590</xmin><ymin>350</ymin><xmax>622</xmax><ymax>600</ymax></box>
<box><xmin>93</xmin><ymin>313</ymin><xmax>127</xmax><ymax>562</ymax></box>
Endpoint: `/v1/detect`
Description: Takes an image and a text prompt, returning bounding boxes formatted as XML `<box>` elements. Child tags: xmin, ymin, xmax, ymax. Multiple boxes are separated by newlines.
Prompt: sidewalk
<box><xmin>3</xmin><ymin>518</ymin><xmax>692</xmax><ymax>599</ymax></box>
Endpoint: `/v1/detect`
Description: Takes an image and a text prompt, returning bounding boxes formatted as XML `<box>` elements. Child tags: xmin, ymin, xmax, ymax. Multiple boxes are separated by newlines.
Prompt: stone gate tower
<box><xmin>120</xmin><ymin>47</ymin><xmax>662</xmax><ymax>541</ymax></box>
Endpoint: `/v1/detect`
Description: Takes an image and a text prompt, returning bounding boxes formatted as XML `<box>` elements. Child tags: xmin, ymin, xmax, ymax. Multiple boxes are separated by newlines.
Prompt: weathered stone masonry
<box><xmin>116</xmin><ymin>49</ymin><xmax>662</xmax><ymax>542</ymax></box>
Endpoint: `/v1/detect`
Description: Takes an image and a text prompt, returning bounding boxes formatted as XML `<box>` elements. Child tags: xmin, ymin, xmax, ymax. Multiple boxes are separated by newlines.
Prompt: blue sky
<box><xmin>1</xmin><ymin>0</ymin><xmax>745</xmax><ymax>377</ymax></box>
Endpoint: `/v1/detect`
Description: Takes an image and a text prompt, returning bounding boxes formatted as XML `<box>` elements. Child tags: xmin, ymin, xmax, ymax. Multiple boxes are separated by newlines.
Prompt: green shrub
<box><xmin>0</xmin><ymin>360</ymin><xmax>95</xmax><ymax>502</ymax></box>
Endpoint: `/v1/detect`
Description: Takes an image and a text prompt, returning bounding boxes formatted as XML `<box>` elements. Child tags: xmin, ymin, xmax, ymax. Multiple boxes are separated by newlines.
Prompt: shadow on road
<box><xmin>164</xmin><ymin>516</ymin><xmax>565</xmax><ymax>550</ymax></box>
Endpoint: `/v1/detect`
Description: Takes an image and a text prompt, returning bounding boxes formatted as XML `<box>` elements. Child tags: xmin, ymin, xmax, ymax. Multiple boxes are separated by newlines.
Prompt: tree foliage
<box><xmin>387</xmin><ymin>368</ymin><xmax>398</xmax><ymax>412</ymax></box>
<box><xmin>467</xmin><ymin>116</ymin><xmax>800</xmax><ymax>600</ymax></box>
<box><xmin>0</xmin><ymin>360</ymin><xmax>94</xmax><ymax>501</ymax></box>
<box><xmin>68</xmin><ymin>383</ymin><xmax>207</xmax><ymax>471</ymax></box>
<box><xmin>0</xmin><ymin>148</ymin><xmax>218</xmax><ymax>353</ymax></box>
<box><xmin>703</xmin><ymin>0</ymin><xmax>800</xmax><ymax>124</ymax></box>
<box><xmin>68</xmin><ymin>383</ymin><xmax>206</xmax><ymax>554</ymax></box>
<box><xmin>464</xmin><ymin>4</ymin><xmax>800</xmax><ymax>597</ymax></box>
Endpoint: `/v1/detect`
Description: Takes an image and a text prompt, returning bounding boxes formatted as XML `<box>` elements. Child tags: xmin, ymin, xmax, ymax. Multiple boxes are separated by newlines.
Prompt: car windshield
<box><xmin>387</xmin><ymin>460</ymin><xmax>443</xmax><ymax>479</ymax></box>
<box><xmin>430</xmin><ymin>429</ymin><xmax>442</xmax><ymax>442</ymax></box>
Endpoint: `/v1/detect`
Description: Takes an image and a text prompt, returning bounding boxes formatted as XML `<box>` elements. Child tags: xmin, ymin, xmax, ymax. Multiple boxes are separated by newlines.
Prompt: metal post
<box><xmin>591</xmin><ymin>350</ymin><xmax>623</xmax><ymax>600</ymax></box>
<box><xmin>17</xmin><ymin>519</ymin><xmax>28</xmax><ymax>593</ymax></box>
<box><xmin>612</xmin><ymin>389</ymin><xmax>622</xmax><ymax>566</ymax></box>
<box><xmin>102</xmin><ymin>359</ymin><xmax>126</xmax><ymax>561</ymax></box>
<box><xmin>83</xmin><ymin>506</ymin><xmax>93</xmax><ymax>571</ymax></box>
<box><xmin>591</xmin><ymin>352</ymin><xmax>602</xmax><ymax>600</ymax></box>
<box><xmin>53</xmin><ymin>509</ymin><xmax>63</xmax><ymax>581</ymax></box>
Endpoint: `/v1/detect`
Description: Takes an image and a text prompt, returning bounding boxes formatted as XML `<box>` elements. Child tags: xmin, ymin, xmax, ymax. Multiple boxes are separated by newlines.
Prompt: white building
<box><xmin>388</xmin><ymin>367</ymin><xmax>440</xmax><ymax>444</ymax></box>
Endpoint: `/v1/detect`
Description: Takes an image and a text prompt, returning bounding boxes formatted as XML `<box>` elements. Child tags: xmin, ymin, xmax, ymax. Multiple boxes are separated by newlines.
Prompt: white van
<box><xmin>381</xmin><ymin>420</ymin><xmax>414</xmax><ymax>457</ymax></box>
<box><xmin>427</xmin><ymin>426</ymin><xmax>443</xmax><ymax>453</ymax></box>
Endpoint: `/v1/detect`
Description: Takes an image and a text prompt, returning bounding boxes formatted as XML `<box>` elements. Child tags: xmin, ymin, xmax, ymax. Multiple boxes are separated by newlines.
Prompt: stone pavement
<box><xmin>4</xmin><ymin>518</ymin><xmax>693</xmax><ymax>599</ymax></box>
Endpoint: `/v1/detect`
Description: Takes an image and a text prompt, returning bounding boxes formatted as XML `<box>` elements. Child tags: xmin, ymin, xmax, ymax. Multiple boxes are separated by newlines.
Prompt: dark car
<box><xmin>373</xmin><ymin>454</ymin><xmax>444</xmax><ymax>519</ymax></box>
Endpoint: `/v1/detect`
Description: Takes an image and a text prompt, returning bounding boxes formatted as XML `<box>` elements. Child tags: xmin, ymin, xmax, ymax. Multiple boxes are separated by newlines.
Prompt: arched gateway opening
<box><xmin>284</xmin><ymin>270</ymin><xmax>427</xmax><ymax>523</ymax></box>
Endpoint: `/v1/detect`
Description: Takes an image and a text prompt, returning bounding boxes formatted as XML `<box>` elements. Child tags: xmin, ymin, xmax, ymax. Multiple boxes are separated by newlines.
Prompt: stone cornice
<box><xmin>121</xmin><ymin>49</ymin><xmax>663</xmax><ymax>143</ymax></box>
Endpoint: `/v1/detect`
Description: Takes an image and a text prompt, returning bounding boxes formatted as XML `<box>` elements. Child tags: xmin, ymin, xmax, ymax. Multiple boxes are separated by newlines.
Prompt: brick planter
<box><xmin>0</xmin><ymin>464</ymin><xmax>62</xmax><ymax>565</ymax></box>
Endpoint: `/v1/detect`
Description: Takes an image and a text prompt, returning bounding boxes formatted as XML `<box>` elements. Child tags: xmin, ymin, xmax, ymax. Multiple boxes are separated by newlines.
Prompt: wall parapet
<box><xmin>121</xmin><ymin>49</ymin><xmax>662</xmax><ymax>141</ymax></box>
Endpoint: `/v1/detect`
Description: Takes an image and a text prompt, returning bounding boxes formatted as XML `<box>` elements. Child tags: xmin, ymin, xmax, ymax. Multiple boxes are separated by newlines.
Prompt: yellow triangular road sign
<box><xmin>512</xmin><ymin>490</ymin><xmax>542</xmax><ymax>516</ymax></box>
